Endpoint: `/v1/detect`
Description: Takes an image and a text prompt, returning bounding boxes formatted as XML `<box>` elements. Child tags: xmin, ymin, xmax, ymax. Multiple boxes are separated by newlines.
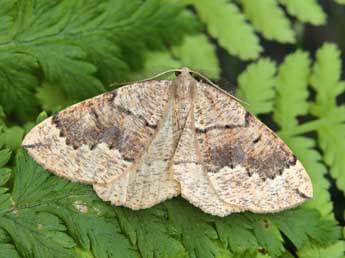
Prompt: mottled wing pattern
<box><xmin>172</xmin><ymin>102</ymin><xmax>245</xmax><ymax>216</ymax></box>
<box><xmin>187</xmin><ymin>82</ymin><xmax>312</xmax><ymax>215</ymax></box>
<box><xmin>22</xmin><ymin>80</ymin><xmax>172</xmax><ymax>184</ymax></box>
<box><xmin>94</xmin><ymin>100</ymin><xmax>180</xmax><ymax>209</ymax></box>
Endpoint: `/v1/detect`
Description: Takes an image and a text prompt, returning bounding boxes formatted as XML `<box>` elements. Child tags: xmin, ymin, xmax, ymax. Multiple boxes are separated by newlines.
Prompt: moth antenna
<box><xmin>109</xmin><ymin>68</ymin><xmax>182</xmax><ymax>88</ymax></box>
<box><xmin>190</xmin><ymin>70</ymin><xmax>250</xmax><ymax>106</ymax></box>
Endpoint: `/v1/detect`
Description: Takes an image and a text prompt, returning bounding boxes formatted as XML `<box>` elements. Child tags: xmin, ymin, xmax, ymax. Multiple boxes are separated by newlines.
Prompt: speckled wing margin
<box><xmin>180</xmin><ymin>81</ymin><xmax>313</xmax><ymax>216</ymax></box>
<box><xmin>22</xmin><ymin>81</ymin><xmax>172</xmax><ymax>184</ymax></box>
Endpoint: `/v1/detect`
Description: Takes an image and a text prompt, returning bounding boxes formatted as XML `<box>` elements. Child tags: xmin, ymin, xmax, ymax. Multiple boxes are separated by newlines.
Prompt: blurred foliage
<box><xmin>1</xmin><ymin>0</ymin><xmax>345</xmax><ymax>258</ymax></box>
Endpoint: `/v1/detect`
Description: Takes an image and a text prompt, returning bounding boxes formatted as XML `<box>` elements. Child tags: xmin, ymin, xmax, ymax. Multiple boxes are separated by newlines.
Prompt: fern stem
<box><xmin>278</xmin><ymin>118</ymin><xmax>325</xmax><ymax>137</ymax></box>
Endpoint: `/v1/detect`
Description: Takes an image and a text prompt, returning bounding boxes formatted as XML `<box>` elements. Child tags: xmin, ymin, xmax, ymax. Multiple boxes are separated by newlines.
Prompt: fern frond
<box><xmin>0</xmin><ymin>148</ymin><xmax>15</xmax><ymax>258</ymax></box>
<box><xmin>135</xmin><ymin>34</ymin><xmax>220</xmax><ymax>80</ymax></box>
<box><xmin>297</xmin><ymin>241</ymin><xmax>345</xmax><ymax>258</ymax></box>
<box><xmin>317</xmin><ymin>108</ymin><xmax>345</xmax><ymax>192</ymax></box>
<box><xmin>131</xmin><ymin>33</ymin><xmax>220</xmax><ymax>80</ymax></box>
<box><xmin>0</xmin><ymin>110</ymin><xmax>25</xmax><ymax>150</ymax></box>
<box><xmin>273</xmin><ymin>50</ymin><xmax>310</xmax><ymax>129</ymax></box>
<box><xmin>130</xmin><ymin>50</ymin><xmax>181</xmax><ymax>80</ymax></box>
<box><xmin>0</xmin><ymin>148</ymin><xmax>11</xmax><ymax>187</ymax></box>
<box><xmin>0</xmin><ymin>52</ymin><xmax>39</xmax><ymax>119</ymax></box>
<box><xmin>0</xmin><ymin>151</ymin><xmax>137</xmax><ymax>258</ymax></box>
<box><xmin>116</xmin><ymin>206</ymin><xmax>187</xmax><ymax>258</ymax></box>
<box><xmin>36</xmin><ymin>83</ymin><xmax>75</xmax><ymax>113</ymax></box>
<box><xmin>0</xmin><ymin>126</ymin><xmax>24</xmax><ymax>151</ymax></box>
<box><xmin>238</xmin><ymin>0</ymin><xmax>295</xmax><ymax>43</ymax></box>
<box><xmin>269</xmin><ymin>209</ymin><xmax>339</xmax><ymax>249</ymax></box>
<box><xmin>165</xmin><ymin>199</ymin><xmax>220</xmax><ymax>258</ymax></box>
<box><xmin>215</xmin><ymin>214</ymin><xmax>258</xmax><ymax>253</ymax></box>
<box><xmin>246</xmin><ymin>214</ymin><xmax>284</xmax><ymax>257</ymax></box>
<box><xmin>310</xmin><ymin>43</ymin><xmax>345</xmax><ymax>116</ymax></box>
<box><xmin>0</xmin><ymin>243</ymin><xmax>21</xmax><ymax>258</ymax></box>
<box><xmin>0</xmin><ymin>0</ymin><xmax>196</xmax><ymax>117</ymax></box>
<box><xmin>172</xmin><ymin>34</ymin><xmax>220</xmax><ymax>79</ymax></box>
<box><xmin>279</xmin><ymin>0</ymin><xmax>327</xmax><ymax>25</ymax></box>
<box><xmin>185</xmin><ymin>0</ymin><xmax>262</xmax><ymax>60</ymax></box>
<box><xmin>236</xmin><ymin>58</ymin><xmax>276</xmax><ymax>115</ymax></box>
<box><xmin>0</xmin><ymin>0</ymin><xmax>15</xmax><ymax>44</ymax></box>
<box><xmin>307</xmin><ymin>43</ymin><xmax>345</xmax><ymax>193</ymax></box>
<box><xmin>233</xmin><ymin>250</ymin><xmax>272</xmax><ymax>258</ymax></box>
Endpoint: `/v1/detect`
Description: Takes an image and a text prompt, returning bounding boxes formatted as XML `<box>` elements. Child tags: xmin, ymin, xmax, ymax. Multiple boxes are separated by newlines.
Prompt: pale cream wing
<box><xmin>94</xmin><ymin>101</ymin><xmax>180</xmax><ymax>209</ymax></box>
<box><xmin>194</xmin><ymin>82</ymin><xmax>313</xmax><ymax>214</ymax></box>
<box><xmin>22</xmin><ymin>80</ymin><xmax>172</xmax><ymax>184</ymax></box>
<box><xmin>172</xmin><ymin>94</ymin><xmax>245</xmax><ymax>217</ymax></box>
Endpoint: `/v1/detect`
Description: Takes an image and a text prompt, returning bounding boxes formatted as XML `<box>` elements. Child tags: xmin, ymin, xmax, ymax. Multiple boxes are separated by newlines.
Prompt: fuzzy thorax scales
<box><xmin>22</xmin><ymin>67</ymin><xmax>313</xmax><ymax>217</ymax></box>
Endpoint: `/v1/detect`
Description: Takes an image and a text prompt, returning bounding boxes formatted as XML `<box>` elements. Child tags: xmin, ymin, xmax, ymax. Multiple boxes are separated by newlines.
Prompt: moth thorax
<box><xmin>173</xmin><ymin>73</ymin><xmax>196</xmax><ymax>100</ymax></box>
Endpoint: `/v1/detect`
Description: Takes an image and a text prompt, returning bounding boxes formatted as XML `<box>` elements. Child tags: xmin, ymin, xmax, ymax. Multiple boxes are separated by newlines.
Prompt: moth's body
<box><xmin>22</xmin><ymin>67</ymin><xmax>312</xmax><ymax>216</ymax></box>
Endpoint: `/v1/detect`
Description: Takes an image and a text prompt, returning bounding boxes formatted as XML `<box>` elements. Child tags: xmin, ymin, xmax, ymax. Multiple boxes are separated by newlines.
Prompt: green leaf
<box><xmin>215</xmin><ymin>214</ymin><xmax>258</xmax><ymax>253</ymax></box>
<box><xmin>335</xmin><ymin>0</ymin><xmax>345</xmax><ymax>4</ymax></box>
<box><xmin>309</xmin><ymin>43</ymin><xmax>344</xmax><ymax>116</ymax></box>
<box><xmin>0</xmin><ymin>107</ymin><xmax>5</xmax><ymax>121</ymax></box>
<box><xmin>297</xmin><ymin>241</ymin><xmax>345</xmax><ymax>258</ymax></box>
<box><xmin>0</xmin><ymin>150</ymin><xmax>137</xmax><ymax>258</ymax></box>
<box><xmin>0</xmin><ymin>126</ymin><xmax>25</xmax><ymax>151</ymax></box>
<box><xmin>0</xmin><ymin>148</ymin><xmax>11</xmax><ymax>190</ymax></box>
<box><xmin>186</xmin><ymin>0</ymin><xmax>261</xmax><ymax>60</ymax></box>
<box><xmin>0</xmin><ymin>243</ymin><xmax>21</xmax><ymax>258</ymax></box>
<box><xmin>166</xmin><ymin>199</ymin><xmax>219</xmax><ymax>258</ymax></box>
<box><xmin>26</xmin><ymin>43</ymin><xmax>104</xmax><ymax>100</ymax></box>
<box><xmin>48</xmin><ymin>207</ymin><xmax>137</xmax><ymax>258</ymax></box>
<box><xmin>0</xmin><ymin>210</ymin><xmax>77</xmax><ymax>258</ymax></box>
<box><xmin>172</xmin><ymin>34</ymin><xmax>220</xmax><ymax>79</ymax></box>
<box><xmin>232</xmin><ymin>250</ymin><xmax>271</xmax><ymax>258</ymax></box>
<box><xmin>36</xmin><ymin>82</ymin><xmax>75</xmax><ymax>112</ymax></box>
<box><xmin>0</xmin><ymin>52</ymin><xmax>39</xmax><ymax>119</ymax></box>
<box><xmin>0</xmin><ymin>168</ymin><xmax>11</xmax><ymax>187</ymax></box>
<box><xmin>0</xmin><ymin>149</ymin><xmax>11</xmax><ymax>168</ymax></box>
<box><xmin>316</xmin><ymin>108</ymin><xmax>345</xmax><ymax>192</ymax></box>
<box><xmin>270</xmin><ymin>209</ymin><xmax>340</xmax><ymax>249</ymax></box>
<box><xmin>0</xmin><ymin>0</ymin><xmax>16</xmax><ymax>44</ymax></box>
<box><xmin>36</xmin><ymin>111</ymin><xmax>48</xmax><ymax>124</ymax></box>
<box><xmin>280</xmin><ymin>0</ymin><xmax>327</xmax><ymax>25</ymax></box>
<box><xmin>273</xmin><ymin>50</ymin><xmax>310</xmax><ymax>129</ymax></box>
<box><xmin>0</xmin><ymin>0</ymin><xmax>197</xmax><ymax>117</ymax></box>
<box><xmin>116</xmin><ymin>206</ymin><xmax>187</xmax><ymax>258</ymax></box>
<box><xmin>238</xmin><ymin>0</ymin><xmax>295</xmax><ymax>43</ymax></box>
<box><xmin>131</xmin><ymin>50</ymin><xmax>181</xmax><ymax>80</ymax></box>
<box><xmin>244</xmin><ymin>214</ymin><xmax>284</xmax><ymax>257</ymax></box>
<box><xmin>306</xmin><ymin>43</ymin><xmax>345</xmax><ymax>193</ymax></box>
<box><xmin>75</xmin><ymin>247</ymin><xmax>95</xmax><ymax>258</ymax></box>
<box><xmin>236</xmin><ymin>58</ymin><xmax>276</xmax><ymax>115</ymax></box>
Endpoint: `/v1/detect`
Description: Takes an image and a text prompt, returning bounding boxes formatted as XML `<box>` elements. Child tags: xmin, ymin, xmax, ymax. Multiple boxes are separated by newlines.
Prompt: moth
<box><xmin>22</xmin><ymin>67</ymin><xmax>313</xmax><ymax>216</ymax></box>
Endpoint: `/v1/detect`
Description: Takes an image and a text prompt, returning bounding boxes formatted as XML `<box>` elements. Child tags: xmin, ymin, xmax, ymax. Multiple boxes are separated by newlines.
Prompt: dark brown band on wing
<box><xmin>50</xmin><ymin>80</ymin><xmax>172</xmax><ymax>163</ymax></box>
<box><xmin>197</xmin><ymin>113</ymin><xmax>297</xmax><ymax>180</ymax></box>
<box><xmin>52</xmin><ymin>90</ymin><xmax>157</xmax><ymax>161</ymax></box>
<box><xmin>195</xmin><ymin>124</ymin><xmax>243</xmax><ymax>133</ymax></box>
